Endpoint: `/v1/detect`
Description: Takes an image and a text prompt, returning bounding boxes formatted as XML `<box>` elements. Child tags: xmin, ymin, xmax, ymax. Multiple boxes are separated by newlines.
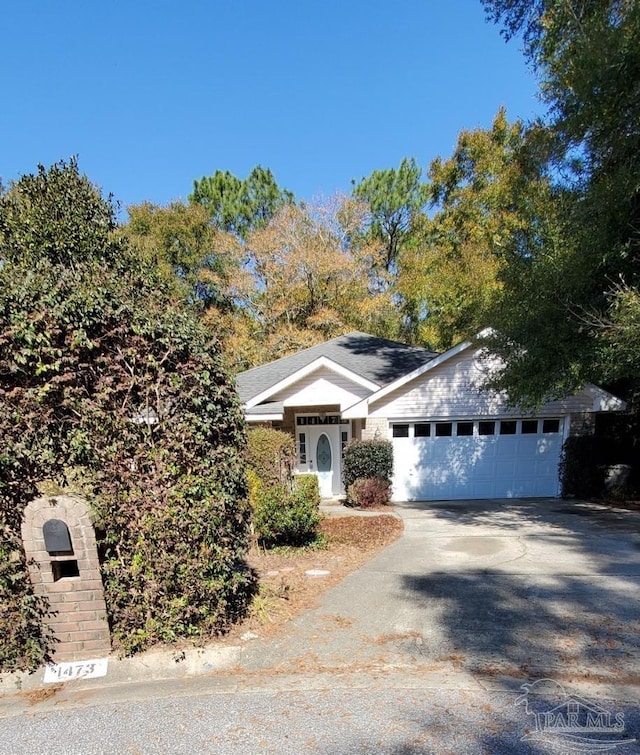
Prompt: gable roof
<box><xmin>343</xmin><ymin>334</ymin><xmax>627</xmax><ymax>418</ymax></box>
<box><xmin>244</xmin><ymin>355</ymin><xmax>380</xmax><ymax>410</ymax></box>
<box><xmin>236</xmin><ymin>331</ymin><xmax>438</xmax><ymax>405</ymax></box>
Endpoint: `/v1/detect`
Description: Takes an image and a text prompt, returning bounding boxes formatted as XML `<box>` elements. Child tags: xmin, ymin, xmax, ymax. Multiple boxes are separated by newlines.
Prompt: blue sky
<box><xmin>1</xmin><ymin>1</ymin><xmax>543</xmax><ymax>214</ymax></box>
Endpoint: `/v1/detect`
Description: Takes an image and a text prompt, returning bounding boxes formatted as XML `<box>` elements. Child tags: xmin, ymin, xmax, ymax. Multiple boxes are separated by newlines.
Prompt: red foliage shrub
<box><xmin>347</xmin><ymin>477</ymin><xmax>392</xmax><ymax>508</ymax></box>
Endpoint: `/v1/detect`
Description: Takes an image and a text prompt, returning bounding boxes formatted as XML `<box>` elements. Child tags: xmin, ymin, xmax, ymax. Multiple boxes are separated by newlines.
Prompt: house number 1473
<box><xmin>43</xmin><ymin>658</ymin><xmax>108</xmax><ymax>683</ymax></box>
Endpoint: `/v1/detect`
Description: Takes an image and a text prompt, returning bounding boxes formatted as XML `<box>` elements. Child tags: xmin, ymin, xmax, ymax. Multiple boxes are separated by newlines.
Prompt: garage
<box><xmin>391</xmin><ymin>417</ymin><xmax>565</xmax><ymax>501</ymax></box>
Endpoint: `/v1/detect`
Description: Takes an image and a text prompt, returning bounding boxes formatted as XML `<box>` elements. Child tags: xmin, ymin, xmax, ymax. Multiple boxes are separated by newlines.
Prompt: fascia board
<box><xmin>342</xmin><ymin>397</ymin><xmax>370</xmax><ymax>419</ymax></box>
<box><xmin>245</xmin><ymin>356</ymin><xmax>380</xmax><ymax>409</ymax></box>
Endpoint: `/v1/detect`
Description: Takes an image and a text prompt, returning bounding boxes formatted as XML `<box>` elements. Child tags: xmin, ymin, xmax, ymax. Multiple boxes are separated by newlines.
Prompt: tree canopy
<box><xmin>190</xmin><ymin>165</ymin><xmax>294</xmax><ymax>238</ymax></box>
<box><xmin>479</xmin><ymin>0</ymin><xmax>640</xmax><ymax>405</ymax></box>
<box><xmin>125</xmin><ymin>200</ymin><xmax>241</xmax><ymax>309</ymax></box>
<box><xmin>352</xmin><ymin>157</ymin><xmax>429</xmax><ymax>275</ymax></box>
<box><xmin>396</xmin><ymin>110</ymin><xmax>556</xmax><ymax>351</ymax></box>
<box><xmin>229</xmin><ymin>195</ymin><xmax>400</xmax><ymax>364</ymax></box>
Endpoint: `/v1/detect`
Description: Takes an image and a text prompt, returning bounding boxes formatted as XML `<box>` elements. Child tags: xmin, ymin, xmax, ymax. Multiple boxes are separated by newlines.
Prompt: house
<box><xmin>236</xmin><ymin>332</ymin><xmax>624</xmax><ymax>501</ymax></box>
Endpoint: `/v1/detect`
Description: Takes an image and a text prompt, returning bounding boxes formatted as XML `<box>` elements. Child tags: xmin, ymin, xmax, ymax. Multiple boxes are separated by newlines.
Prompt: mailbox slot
<box><xmin>43</xmin><ymin>519</ymin><xmax>78</xmax><ymax>581</ymax></box>
<box><xmin>52</xmin><ymin>560</ymin><xmax>80</xmax><ymax>581</ymax></box>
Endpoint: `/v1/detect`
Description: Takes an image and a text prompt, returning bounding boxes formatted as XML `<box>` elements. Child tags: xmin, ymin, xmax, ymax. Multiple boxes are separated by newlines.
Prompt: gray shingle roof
<box><xmin>236</xmin><ymin>331</ymin><xmax>438</xmax><ymax>405</ymax></box>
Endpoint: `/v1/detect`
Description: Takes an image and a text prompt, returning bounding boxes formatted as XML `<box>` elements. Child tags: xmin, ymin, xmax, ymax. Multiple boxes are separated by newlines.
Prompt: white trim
<box><xmin>342</xmin><ymin>339</ymin><xmax>472</xmax><ymax>418</ymax></box>
<box><xmin>295</xmin><ymin>415</ymin><xmax>350</xmax><ymax>497</ymax></box>
<box><xmin>584</xmin><ymin>383</ymin><xmax>627</xmax><ymax>412</ymax></box>
<box><xmin>246</xmin><ymin>413</ymin><xmax>283</xmax><ymax>422</ymax></box>
<box><xmin>245</xmin><ymin>356</ymin><xmax>380</xmax><ymax>409</ymax></box>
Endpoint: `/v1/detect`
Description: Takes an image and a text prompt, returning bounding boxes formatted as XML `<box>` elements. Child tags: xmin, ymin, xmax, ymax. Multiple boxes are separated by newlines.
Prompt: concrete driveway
<box><xmin>241</xmin><ymin>498</ymin><xmax>640</xmax><ymax>696</ymax></box>
<box><xmin>3</xmin><ymin>499</ymin><xmax>640</xmax><ymax>753</ymax></box>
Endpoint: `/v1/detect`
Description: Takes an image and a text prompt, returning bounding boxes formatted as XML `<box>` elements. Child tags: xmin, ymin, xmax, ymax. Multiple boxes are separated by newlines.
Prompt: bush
<box><xmin>293</xmin><ymin>473</ymin><xmax>321</xmax><ymax>508</ymax></box>
<box><xmin>342</xmin><ymin>439</ymin><xmax>393</xmax><ymax>491</ymax></box>
<box><xmin>559</xmin><ymin>436</ymin><xmax>606</xmax><ymax>498</ymax></box>
<box><xmin>246</xmin><ymin>427</ymin><xmax>296</xmax><ymax>489</ymax></box>
<box><xmin>253</xmin><ymin>475</ymin><xmax>320</xmax><ymax>547</ymax></box>
<box><xmin>347</xmin><ymin>477</ymin><xmax>392</xmax><ymax>508</ymax></box>
<box><xmin>0</xmin><ymin>160</ymin><xmax>256</xmax><ymax>667</ymax></box>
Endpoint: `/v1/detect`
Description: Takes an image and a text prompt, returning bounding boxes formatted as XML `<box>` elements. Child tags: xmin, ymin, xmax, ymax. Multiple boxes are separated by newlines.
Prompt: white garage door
<box><xmin>391</xmin><ymin>418</ymin><xmax>564</xmax><ymax>501</ymax></box>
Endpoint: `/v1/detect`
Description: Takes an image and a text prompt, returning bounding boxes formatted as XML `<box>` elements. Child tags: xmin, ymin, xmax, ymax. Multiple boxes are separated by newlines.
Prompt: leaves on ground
<box><xmin>225</xmin><ymin>514</ymin><xmax>402</xmax><ymax>639</ymax></box>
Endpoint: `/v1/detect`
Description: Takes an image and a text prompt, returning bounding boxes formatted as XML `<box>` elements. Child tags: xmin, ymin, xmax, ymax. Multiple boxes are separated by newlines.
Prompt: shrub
<box><xmin>347</xmin><ymin>477</ymin><xmax>392</xmax><ymax>508</ymax></box>
<box><xmin>0</xmin><ymin>160</ymin><xmax>256</xmax><ymax>667</ymax></box>
<box><xmin>253</xmin><ymin>476</ymin><xmax>320</xmax><ymax>547</ymax></box>
<box><xmin>342</xmin><ymin>439</ymin><xmax>393</xmax><ymax>491</ymax></box>
<box><xmin>293</xmin><ymin>473</ymin><xmax>321</xmax><ymax>508</ymax></box>
<box><xmin>246</xmin><ymin>427</ymin><xmax>296</xmax><ymax>489</ymax></box>
<box><xmin>559</xmin><ymin>436</ymin><xmax>606</xmax><ymax>498</ymax></box>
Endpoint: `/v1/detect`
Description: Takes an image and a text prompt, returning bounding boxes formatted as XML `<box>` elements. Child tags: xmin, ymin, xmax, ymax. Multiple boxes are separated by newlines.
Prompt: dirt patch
<box><xmin>599</xmin><ymin>498</ymin><xmax>640</xmax><ymax>513</ymax></box>
<box><xmin>224</xmin><ymin>513</ymin><xmax>403</xmax><ymax>641</ymax></box>
<box><xmin>20</xmin><ymin>684</ymin><xmax>62</xmax><ymax>706</ymax></box>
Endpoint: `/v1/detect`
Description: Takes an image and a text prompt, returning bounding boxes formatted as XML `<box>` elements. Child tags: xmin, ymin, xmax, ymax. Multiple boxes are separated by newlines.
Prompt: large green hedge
<box><xmin>342</xmin><ymin>439</ymin><xmax>394</xmax><ymax>491</ymax></box>
<box><xmin>0</xmin><ymin>160</ymin><xmax>255</xmax><ymax>669</ymax></box>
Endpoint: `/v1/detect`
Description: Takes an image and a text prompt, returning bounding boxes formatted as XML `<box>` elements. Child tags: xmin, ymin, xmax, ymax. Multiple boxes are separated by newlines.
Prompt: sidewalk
<box><xmin>319</xmin><ymin>500</ymin><xmax>401</xmax><ymax>517</ymax></box>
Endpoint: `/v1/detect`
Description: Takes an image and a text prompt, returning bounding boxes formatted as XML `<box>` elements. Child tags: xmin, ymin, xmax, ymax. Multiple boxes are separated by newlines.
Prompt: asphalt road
<box><xmin>2</xmin><ymin>498</ymin><xmax>640</xmax><ymax>753</ymax></box>
<box><xmin>2</xmin><ymin>678</ymin><xmax>640</xmax><ymax>754</ymax></box>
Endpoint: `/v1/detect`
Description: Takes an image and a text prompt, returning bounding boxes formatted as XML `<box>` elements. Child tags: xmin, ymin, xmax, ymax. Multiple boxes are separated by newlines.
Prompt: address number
<box><xmin>43</xmin><ymin>658</ymin><xmax>108</xmax><ymax>683</ymax></box>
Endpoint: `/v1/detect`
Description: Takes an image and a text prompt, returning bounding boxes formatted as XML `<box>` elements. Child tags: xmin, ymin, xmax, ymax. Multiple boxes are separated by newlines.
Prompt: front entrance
<box><xmin>294</xmin><ymin>414</ymin><xmax>351</xmax><ymax>498</ymax></box>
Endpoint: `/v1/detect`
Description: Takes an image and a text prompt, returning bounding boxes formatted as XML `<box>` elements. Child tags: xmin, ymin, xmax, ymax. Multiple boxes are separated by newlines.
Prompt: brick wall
<box><xmin>361</xmin><ymin>417</ymin><xmax>388</xmax><ymax>441</ymax></box>
<box><xmin>21</xmin><ymin>495</ymin><xmax>111</xmax><ymax>661</ymax></box>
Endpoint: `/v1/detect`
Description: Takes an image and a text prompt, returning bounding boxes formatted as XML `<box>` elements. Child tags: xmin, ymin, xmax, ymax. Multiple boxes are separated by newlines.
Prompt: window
<box><xmin>478</xmin><ymin>421</ymin><xmax>495</xmax><ymax>436</ymax></box>
<box><xmin>543</xmin><ymin>418</ymin><xmax>561</xmax><ymax>433</ymax></box>
<box><xmin>392</xmin><ymin>424</ymin><xmax>409</xmax><ymax>438</ymax></box>
<box><xmin>298</xmin><ymin>433</ymin><xmax>306</xmax><ymax>464</ymax></box>
<box><xmin>521</xmin><ymin>420</ymin><xmax>538</xmax><ymax>434</ymax></box>
<box><xmin>341</xmin><ymin>431</ymin><xmax>349</xmax><ymax>455</ymax></box>
<box><xmin>297</xmin><ymin>414</ymin><xmax>346</xmax><ymax>426</ymax></box>
<box><xmin>500</xmin><ymin>420</ymin><xmax>517</xmax><ymax>435</ymax></box>
<box><xmin>456</xmin><ymin>422</ymin><xmax>473</xmax><ymax>436</ymax></box>
<box><xmin>435</xmin><ymin>422</ymin><xmax>452</xmax><ymax>437</ymax></box>
<box><xmin>414</xmin><ymin>423</ymin><xmax>431</xmax><ymax>437</ymax></box>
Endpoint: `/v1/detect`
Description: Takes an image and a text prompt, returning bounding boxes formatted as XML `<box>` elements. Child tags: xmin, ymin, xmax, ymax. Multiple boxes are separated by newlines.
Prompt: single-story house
<box><xmin>236</xmin><ymin>331</ymin><xmax>624</xmax><ymax>501</ymax></box>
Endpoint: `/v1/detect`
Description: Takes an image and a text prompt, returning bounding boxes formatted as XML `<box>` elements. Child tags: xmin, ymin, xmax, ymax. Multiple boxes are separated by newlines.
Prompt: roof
<box><xmin>236</xmin><ymin>331</ymin><xmax>438</xmax><ymax>405</ymax></box>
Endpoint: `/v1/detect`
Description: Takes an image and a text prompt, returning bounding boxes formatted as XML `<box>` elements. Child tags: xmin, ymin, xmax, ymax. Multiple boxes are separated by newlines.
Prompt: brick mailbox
<box><xmin>21</xmin><ymin>495</ymin><xmax>111</xmax><ymax>661</ymax></box>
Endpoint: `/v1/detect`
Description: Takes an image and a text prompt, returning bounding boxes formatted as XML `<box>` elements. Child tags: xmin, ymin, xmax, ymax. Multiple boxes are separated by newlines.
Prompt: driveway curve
<box><xmin>240</xmin><ymin>498</ymin><xmax>640</xmax><ymax>697</ymax></box>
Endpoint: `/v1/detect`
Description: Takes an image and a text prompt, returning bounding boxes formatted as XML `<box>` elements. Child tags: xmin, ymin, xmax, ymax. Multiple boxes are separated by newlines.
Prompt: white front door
<box><xmin>294</xmin><ymin>415</ymin><xmax>351</xmax><ymax>498</ymax></box>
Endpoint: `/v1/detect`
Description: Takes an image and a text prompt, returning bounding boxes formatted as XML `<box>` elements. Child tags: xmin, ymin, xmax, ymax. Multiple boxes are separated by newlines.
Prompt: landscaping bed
<box><xmin>225</xmin><ymin>513</ymin><xmax>403</xmax><ymax>640</ymax></box>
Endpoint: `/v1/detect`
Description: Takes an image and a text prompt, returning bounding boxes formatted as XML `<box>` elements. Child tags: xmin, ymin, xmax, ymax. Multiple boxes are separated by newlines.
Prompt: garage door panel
<box><xmin>495</xmin><ymin>459</ymin><xmax>517</xmax><ymax>478</ymax></box>
<box><xmin>391</xmin><ymin>419</ymin><xmax>563</xmax><ymax>501</ymax></box>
